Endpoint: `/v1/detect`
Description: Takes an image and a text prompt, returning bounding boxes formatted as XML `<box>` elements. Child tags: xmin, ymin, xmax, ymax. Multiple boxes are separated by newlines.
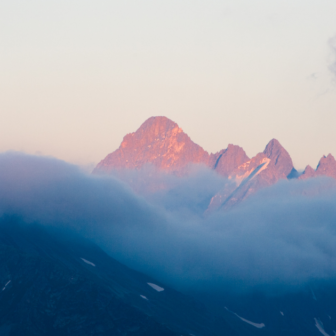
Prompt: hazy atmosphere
<box><xmin>1</xmin><ymin>0</ymin><xmax>336</xmax><ymax>169</ymax></box>
<box><xmin>2</xmin><ymin>2</ymin><xmax>336</xmax><ymax>335</ymax></box>
<box><xmin>2</xmin><ymin>152</ymin><xmax>336</xmax><ymax>292</ymax></box>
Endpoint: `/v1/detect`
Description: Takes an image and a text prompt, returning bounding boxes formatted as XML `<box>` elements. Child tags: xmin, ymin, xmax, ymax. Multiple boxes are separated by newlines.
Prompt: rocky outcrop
<box><xmin>263</xmin><ymin>139</ymin><xmax>295</xmax><ymax>179</ymax></box>
<box><xmin>299</xmin><ymin>154</ymin><xmax>336</xmax><ymax>180</ymax></box>
<box><xmin>210</xmin><ymin>139</ymin><xmax>295</xmax><ymax>210</ymax></box>
<box><xmin>94</xmin><ymin>117</ymin><xmax>252</xmax><ymax>177</ymax></box>
<box><xmin>94</xmin><ymin>117</ymin><xmax>303</xmax><ymax>210</ymax></box>
<box><xmin>299</xmin><ymin>165</ymin><xmax>317</xmax><ymax>180</ymax></box>
<box><xmin>94</xmin><ymin>116</ymin><xmax>209</xmax><ymax>174</ymax></box>
<box><xmin>315</xmin><ymin>154</ymin><xmax>336</xmax><ymax>177</ymax></box>
<box><xmin>212</xmin><ymin>144</ymin><xmax>250</xmax><ymax>177</ymax></box>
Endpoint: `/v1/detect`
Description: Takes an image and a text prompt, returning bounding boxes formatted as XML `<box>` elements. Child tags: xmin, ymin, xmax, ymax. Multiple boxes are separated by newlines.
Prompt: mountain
<box><xmin>195</xmin><ymin>284</ymin><xmax>336</xmax><ymax>336</ymax></box>
<box><xmin>212</xmin><ymin>144</ymin><xmax>250</xmax><ymax>177</ymax></box>
<box><xmin>208</xmin><ymin>139</ymin><xmax>295</xmax><ymax>210</ymax></box>
<box><xmin>299</xmin><ymin>165</ymin><xmax>317</xmax><ymax>179</ymax></box>
<box><xmin>94</xmin><ymin>116</ymin><xmax>209</xmax><ymax>174</ymax></box>
<box><xmin>3</xmin><ymin>221</ymin><xmax>336</xmax><ymax>336</ymax></box>
<box><xmin>0</xmin><ymin>219</ymin><xmax>237</xmax><ymax>336</ymax></box>
<box><xmin>93</xmin><ymin>117</ymin><xmax>297</xmax><ymax>209</ymax></box>
<box><xmin>94</xmin><ymin>116</ymin><xmax>335</xmax><ymax>210</ymax></box>
<box><xmin>93</xmin><ymin>117</ymin><xmax>252</xmax><ymax>178</ymax></box>
<box><xmin>299</xmin><ymin>154</ymin><xmax>336</xmax><ymax>180</ymax></box>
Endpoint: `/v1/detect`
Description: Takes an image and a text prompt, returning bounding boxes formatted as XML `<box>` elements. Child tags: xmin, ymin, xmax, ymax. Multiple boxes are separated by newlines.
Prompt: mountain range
<box><xmin>2</xmin><ymin>119</ymin><xmax>336</xmax><ymax>336</ymax></box>
<box><xmin>94</xmin><ymin>116</ymin><xmax>336</xmax><ymax>209</ymax></box>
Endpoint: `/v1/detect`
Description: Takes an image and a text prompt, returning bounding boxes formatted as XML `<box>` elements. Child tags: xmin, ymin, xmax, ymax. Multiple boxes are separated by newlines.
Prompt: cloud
<box><xmin>329</xmin><ymin>35</ymin><xmax>336</xmax><ymax>77</ymax></box>
<box><xmin>1</xmin><ymin>152</ymin><xmax>336</xmax><ymax>294</ymax></box>
<box><xmin>108</xmin><ymin>164</ymin><xmax>229</xmax><ymax>216</ymax></box>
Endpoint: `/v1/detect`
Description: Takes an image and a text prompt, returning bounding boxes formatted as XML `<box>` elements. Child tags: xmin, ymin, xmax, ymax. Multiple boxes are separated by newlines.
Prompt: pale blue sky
<box><xmin>0</xmin><ymin>0</ymin><xmax>336</xmax><ymax>170</ymax></box>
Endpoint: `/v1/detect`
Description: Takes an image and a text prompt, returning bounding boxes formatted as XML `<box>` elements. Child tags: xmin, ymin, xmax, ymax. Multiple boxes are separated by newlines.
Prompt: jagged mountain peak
<box><xmin>119</xmin><ymin>116</ymin><xmax>184</xmax><ymax>151</ymax></box>
<box><xmin>305</xmin><ymin>164</ymin><xmax>315</xmax><ymax>173</ymax></box>
<box><xmin>317</xmin><ymin>153</ymin><xmax>336</xmax><ymax>168</ymax></box>
<box><xmin>263</xmin><ymin>138</ymin><xmax>294</xmax><ymax>178</ymax></box>
<box><xmin>264</xmin><ymin>138</ymin><xmax>282</xmax><ymax>153</ymax></box>
<box><xmin>94</xmin><ymin>116</ymin><xmax>209</xmax><ymax>173</ymax></box>
<box><xmin>315</xmin><ymin>153</ymin><xmax>336</xmax><ymax>178</ymax></box>
<box><xmin>298</xmin><ymin>165</ymin><xmax>317</xmax><ymax>180</ymax></box>
<box><xmin>264</xmin><ymin>138</ymin><xmax>289</xmax><ymax>159</ymax></box>
<box><xmin>299</xmin><ymin>154</ymin><xmax>336</xmax><ymax>180</ymax></box>
<box><xmin>134</xmin><ymin>116</ymin><xmax>181</xmax><ymax>137</ymax></box>
<box><xmin>213</xmin><ymin>144</ymin><xmax>250</xmax><ymax>177</ymax></box>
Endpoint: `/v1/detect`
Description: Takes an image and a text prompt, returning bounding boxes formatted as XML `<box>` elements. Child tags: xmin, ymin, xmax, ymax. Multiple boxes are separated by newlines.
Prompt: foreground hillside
<box><xmin>0</xmin><ymin>219</ymin><xmax>236</xmax><ymax>336</ymax></box>
<box><xmin>2</xmin><ymin>219</ymin><xmax>336</xmax><ymax>336</ymax></box>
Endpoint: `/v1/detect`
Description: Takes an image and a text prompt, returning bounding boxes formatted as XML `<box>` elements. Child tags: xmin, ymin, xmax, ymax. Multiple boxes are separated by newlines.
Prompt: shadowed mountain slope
<box><xmin>0</xmin><ymin>219</ymin><xmax>237</xmax><ymax>336</ymax></box>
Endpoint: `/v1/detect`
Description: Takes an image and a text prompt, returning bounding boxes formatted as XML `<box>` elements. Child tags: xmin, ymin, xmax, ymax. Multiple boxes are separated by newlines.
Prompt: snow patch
<box><xmin>147</xmin><ymin>283</ymin><xmax>164</xmax><ymax>292</ymax></box>
<box><xmin>315</xmin><ymin>318</ymin><xmax>330</xmax><ymax>336</ymax></box>
<box><xmin>2</xmin><ymin>280</ymin><xmax>11</xmax><ymax>291</ymax></box>
<box><xmin>234</xmin><ymin>169</ymin><xmax>254</xmax><ymax>186</ymax></box>
<box><xmin>233</xmin><ymin>158</ymin><xmax>271</xmax><ymax>186</ymax></box>
<box><xmin>225</xmin><ymin>307</ymin><xmax>265</xmax><ymax>329</ymax></box>
<box><xmin>81</xmin><ymin>258</ymin><xmax>96</xmax><ymax>267</ymax></box>
<box><xmin>140</xmin><ymin>295</ymin><xmax>148</xmax><ymax>300</ymax></box>
<box><xmin>248</xmin><ymin>158</ymin><xmax>271</xmax><ymax>182</ymax></box>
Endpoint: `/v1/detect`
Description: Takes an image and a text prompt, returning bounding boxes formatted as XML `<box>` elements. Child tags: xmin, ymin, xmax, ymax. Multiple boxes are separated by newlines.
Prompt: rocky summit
<box><xmin>94</xmin><ymin>116</ymin><xmax>209</xmax><ymax>174</ymax></box>
<box><xmin>94</xmin><ymin>116</ymin><xmax>335</xmax><ymax>209</ymax></box>
<box><xmin>212</xmin><ymin>144</ymin><xmax>250</xmax><ymax>177</ymax></box>
<box><xmin>299</xmin><ymin>154</ymin><xmax>336</xmax><ymax>180</ymax></box>
<box><xmin>94</xmin><ymin>116</ymin><xmax>251</xmax><ymax>176</ymax></box>
<box><xmin>209</xmin><ymin>139</ymin><xmax>295</xmax><ymax>210</ymax></box>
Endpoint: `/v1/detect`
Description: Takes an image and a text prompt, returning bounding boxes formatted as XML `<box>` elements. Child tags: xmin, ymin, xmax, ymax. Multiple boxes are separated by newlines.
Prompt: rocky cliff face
<box><xmin>263</xmin><ymin>138</ymin><xmax>295</xmax><ymax>179</ymax></box>
<box><xmin>299</xmin><ymin>154</ymin><xmax>336</xmax><ymax>180</ymax></box>
<box><xmin>94</xmin><ymin>116</ymin><xmax>335</xmax><ymax>210</ymax></box>
<box><xmin>94</xmin><ymin>116</ymin><xmax>209</xmax><ymax>174</ymax></box>
<box><xmin>94</xmin><ymin>117</ymin><xmax>251</xmax><ymax>177</ymax></box>
<box><xmin>209</xmin><ymin>139</ymin><xmax>295</xmax><ymax>210</ymax></box>
<box><xmin>212</xmin><ymin>144</ymin><xmax>250</xmax><ymax>177</ymax></box>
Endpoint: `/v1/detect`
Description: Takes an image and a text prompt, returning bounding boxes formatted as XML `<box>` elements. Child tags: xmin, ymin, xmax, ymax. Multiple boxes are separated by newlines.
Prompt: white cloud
<box><xmin>2</xmin><ymin>153</ymin><xmax>336</xmax><ymax>294</ymax></box>
<box><xmin>329</xmin><ymin>35</ymin><xmax>336</xmax><ymax>77</ymax></box>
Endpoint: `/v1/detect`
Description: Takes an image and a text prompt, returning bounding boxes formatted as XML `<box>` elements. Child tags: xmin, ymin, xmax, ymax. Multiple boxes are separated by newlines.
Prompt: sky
<box><xmin>0</xmin><ymin>0</ymin><xmax>336</xmax><ymax>170</ymax></box>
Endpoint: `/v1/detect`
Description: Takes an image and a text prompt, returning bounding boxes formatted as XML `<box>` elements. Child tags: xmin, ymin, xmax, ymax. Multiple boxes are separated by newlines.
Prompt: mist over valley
<box><xmin>2</xmin><ymin>116</ymin><xmax>336</xmax><ymax>335</ymax></box>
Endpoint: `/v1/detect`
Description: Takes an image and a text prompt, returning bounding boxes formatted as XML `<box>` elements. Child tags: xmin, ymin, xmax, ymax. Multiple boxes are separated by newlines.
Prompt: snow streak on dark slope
<box><xmin>0</xmin><ymin>220</ymin><xmax>236</xmax><ymax>336</ymax></box>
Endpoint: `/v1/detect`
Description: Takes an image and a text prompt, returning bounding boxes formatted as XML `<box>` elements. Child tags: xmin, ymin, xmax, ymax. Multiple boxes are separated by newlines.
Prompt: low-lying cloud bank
<box><xmin>1</xmin><ymin>152</ymin><xmax>336</xmax><ymax>293</ymax></box>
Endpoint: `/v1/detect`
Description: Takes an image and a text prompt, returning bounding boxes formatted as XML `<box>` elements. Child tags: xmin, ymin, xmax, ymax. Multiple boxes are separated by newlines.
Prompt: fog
<box><xmin>1</xmin><ymin>152</ymin><xmax>336</xmax><ymax>293</ymax></box>
<box><xmin>330</xmin><ymin>34</ymin><xmax>336</xmax><ymax>77</ymax></box>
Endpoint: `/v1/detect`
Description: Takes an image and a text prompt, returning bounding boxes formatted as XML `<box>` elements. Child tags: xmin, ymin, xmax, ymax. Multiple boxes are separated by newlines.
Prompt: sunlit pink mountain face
<box><xmin>94</xmin><ymin>116</ymin><xmax>335</xmax><ymax>209</ymax></box>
